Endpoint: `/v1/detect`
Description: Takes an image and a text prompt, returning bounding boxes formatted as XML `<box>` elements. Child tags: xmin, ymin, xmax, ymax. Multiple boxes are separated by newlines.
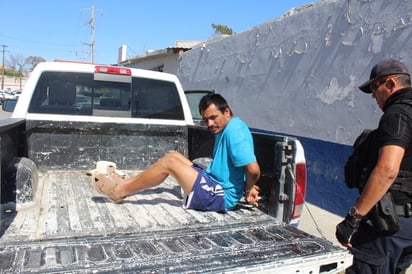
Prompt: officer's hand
<box><xmin>335</xmin><ymin>215</ymin><xmax>361</xmax><ymax>248</ymax></box>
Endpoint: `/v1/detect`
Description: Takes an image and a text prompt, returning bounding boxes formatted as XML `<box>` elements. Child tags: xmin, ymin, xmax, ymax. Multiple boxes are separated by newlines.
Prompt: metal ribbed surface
<box><xmin>0</xmin><ymin>171</ymin><xmax>348</xmax><ymax>273</ymax></box>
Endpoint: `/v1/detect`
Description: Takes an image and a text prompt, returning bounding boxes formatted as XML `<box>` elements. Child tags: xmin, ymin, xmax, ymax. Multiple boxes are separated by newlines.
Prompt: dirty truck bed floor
<box><xmin>0</xmin><ymin>171</ymin><xmax>348</xmax><ymax>273</ymax></box>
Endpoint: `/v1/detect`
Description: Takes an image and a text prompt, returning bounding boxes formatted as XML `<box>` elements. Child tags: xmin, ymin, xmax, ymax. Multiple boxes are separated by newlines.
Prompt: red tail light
<box><xmin>292</xmin><ymin>163</ymin><xmax>307</xmax><ymax>219</ymax></box>
<box><xmin>95</xmin><ymin>66</ymin><xmax>131</xmax><ymax>76</ymax></box>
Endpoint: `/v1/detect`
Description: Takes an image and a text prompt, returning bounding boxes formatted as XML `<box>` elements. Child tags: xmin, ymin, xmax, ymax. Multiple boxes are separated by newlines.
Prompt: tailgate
<box><xmin>0</xmin><ymin>221</ymin><xmax>352</xmax><ymax>273</ymax></box>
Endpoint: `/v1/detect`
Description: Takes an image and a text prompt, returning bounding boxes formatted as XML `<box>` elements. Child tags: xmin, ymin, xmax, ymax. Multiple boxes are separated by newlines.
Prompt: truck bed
<box><xmin>0</xmin><ymin>170</ymin><xmax>352</xmax><ymax>273</ymax></box>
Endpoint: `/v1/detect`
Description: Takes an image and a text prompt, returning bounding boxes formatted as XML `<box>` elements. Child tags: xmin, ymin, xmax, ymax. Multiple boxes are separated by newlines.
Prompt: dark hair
<box><xmin>198</xmin><ymin>93</ymin><xmax>233</xmax><ymax>115</ymax></box>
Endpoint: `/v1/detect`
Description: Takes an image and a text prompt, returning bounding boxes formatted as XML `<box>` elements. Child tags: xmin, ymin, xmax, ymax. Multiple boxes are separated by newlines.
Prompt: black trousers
<box><xmin>346</xmin><ymin>217</ymin><xmax>412</xmax><ymax>274</ymax></box>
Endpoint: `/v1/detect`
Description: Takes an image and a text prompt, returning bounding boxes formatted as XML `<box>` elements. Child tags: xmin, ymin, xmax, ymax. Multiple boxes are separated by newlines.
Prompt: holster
<box><xmin>367</xmin><ymin>192</ymin><xmax>400</xmax><ymax>233</ymax></box>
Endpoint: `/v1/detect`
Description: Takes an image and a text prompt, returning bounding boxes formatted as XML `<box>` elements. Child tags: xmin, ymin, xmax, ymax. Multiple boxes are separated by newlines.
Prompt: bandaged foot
<box><xmin>93</xmin><ymin>172</ymin><xmax>125</xmax><ymax>203</ymax></box>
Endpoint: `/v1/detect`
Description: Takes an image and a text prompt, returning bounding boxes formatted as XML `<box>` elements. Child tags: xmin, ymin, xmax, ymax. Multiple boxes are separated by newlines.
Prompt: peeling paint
<box><xmin>318</xmin><ymin>75</ymin><xmax>356</xmax><ymax>107</ymax></box>
<box><xmin>178</xmin><ymin>0</ymin><xmax>412</xmax><ymax>145</ymax></box>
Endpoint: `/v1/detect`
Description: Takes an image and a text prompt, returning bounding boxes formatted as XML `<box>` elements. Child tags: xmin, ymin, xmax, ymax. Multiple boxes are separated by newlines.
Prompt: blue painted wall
<box><xmin>299</xmin><ymin>137</ymin><xmax>358</xmax><ymax>216</ymax></box>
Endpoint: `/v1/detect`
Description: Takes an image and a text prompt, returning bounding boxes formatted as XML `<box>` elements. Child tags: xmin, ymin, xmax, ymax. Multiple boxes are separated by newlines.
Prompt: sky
<box><xmin>1</xmin><ymin>0</ymin><xmax>315</xmax><ymax>65</ymax></box>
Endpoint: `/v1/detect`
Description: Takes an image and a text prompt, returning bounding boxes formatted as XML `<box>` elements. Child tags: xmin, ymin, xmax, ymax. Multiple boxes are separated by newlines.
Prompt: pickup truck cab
<box><xmin>0</xmin><ymin>61</ymin><xmax>352</xmax><ymax>273</ymax></box>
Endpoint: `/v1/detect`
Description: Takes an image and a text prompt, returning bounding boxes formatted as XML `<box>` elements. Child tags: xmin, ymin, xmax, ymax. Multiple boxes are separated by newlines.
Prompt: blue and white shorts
<box><xmin>182</xmin><ymin>165</ymin><xmax>227</xmax><ymax>213</ymax></box>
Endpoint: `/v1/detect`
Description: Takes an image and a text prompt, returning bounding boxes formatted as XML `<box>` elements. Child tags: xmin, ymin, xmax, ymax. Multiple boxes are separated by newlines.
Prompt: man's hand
<box><xmin>245</xmin><ymin>185</ymin><xmax>260</xmax><ymax>207</ymax></box>
<box><xmin>335</xmin><ymin>215</ymin><xmax>362</xmax><ymax>248</ymax></box>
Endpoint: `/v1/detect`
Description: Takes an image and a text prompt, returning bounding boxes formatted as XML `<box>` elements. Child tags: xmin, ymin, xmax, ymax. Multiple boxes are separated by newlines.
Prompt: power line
<box><xmin>80</xmin><ymin>6</ymin><xmax>103</xmax><ymax>63</ymax></box>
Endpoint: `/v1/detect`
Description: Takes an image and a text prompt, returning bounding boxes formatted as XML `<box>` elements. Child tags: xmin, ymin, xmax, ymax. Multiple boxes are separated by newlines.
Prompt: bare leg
<box><xmin>110</xmin><ymin>151</ymin><xmax>199</xmax><ymax>199</ymax></box>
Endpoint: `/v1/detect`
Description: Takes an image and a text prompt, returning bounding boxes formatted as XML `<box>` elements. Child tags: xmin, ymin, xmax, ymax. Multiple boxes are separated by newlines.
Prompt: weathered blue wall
<box><xmin>176</xmin><ymin>0</ymin><xmax>412</xmax><ymax>216</ymax></box>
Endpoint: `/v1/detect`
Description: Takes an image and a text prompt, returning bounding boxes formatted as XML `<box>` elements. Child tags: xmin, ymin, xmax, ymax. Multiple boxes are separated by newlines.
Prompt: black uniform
<box><xmin>348</xmin><ymin>88</ymin><xmax>412</xmax><ymax>273</ymax></box>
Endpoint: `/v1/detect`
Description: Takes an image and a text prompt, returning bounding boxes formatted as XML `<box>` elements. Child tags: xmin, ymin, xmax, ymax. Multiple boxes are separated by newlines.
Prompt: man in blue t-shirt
<box><xmin>93</xmin><ymin>93</ymin><xmax>261</xmax><ymax>213</ymax></box>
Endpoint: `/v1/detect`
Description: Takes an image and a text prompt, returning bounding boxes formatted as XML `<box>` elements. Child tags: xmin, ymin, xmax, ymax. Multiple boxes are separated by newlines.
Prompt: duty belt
<box><xmin>395</xmin><ymin>203</ymin><xmax>412</xmax><ymax>217</ymax></box>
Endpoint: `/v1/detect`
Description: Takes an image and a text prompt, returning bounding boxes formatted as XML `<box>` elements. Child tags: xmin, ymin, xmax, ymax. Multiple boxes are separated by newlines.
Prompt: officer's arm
<box><xmin>355</xmin><ymin>145</ymin><xmax>405</xmax><ymax>216</ymax></box>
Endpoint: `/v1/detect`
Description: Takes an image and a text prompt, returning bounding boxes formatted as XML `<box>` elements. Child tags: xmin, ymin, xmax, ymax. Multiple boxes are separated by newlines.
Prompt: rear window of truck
<box><xmin>28</xmin><ymin>71</ymin><xmax>185</xmax><ymax>120</ymax></box>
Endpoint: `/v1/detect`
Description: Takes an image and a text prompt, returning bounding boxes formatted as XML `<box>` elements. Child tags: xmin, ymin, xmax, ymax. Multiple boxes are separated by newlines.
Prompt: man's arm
<box><xmin>244</xmin><ymin>162</ymin><xmax>261</xmax><ymax>206</ymax></box>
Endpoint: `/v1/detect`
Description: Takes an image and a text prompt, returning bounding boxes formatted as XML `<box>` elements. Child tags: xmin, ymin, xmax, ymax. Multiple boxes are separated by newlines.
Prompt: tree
<box><xmin>211</xmin><ymin>24</ymin><xmax>234</xmax><ymax>35</ymax></box>
<box><xmin>8</xmin><ymin>55</ymin><xmax>45</xmax><ymax>73</ymax></box>
<box><xmin>25</xmin><ymin>56</ymin><xmax>46</xmax><ymax>71</ymax></box>
<box><xmin>8</xmin><ymin>54</ymin><xmax>26</xmax><ymax>74</ymax></box>
<box><xmin>8</xmin><ymin>54</ymin><xmax>37</xmax><ymax>89</ymax></box>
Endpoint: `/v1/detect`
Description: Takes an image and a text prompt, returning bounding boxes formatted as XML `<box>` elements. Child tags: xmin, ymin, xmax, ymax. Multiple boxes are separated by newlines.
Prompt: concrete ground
<box><xmin>298</xmin><ymin>202</ymin><xmax>342</xmax><ymax>247</ymax></box>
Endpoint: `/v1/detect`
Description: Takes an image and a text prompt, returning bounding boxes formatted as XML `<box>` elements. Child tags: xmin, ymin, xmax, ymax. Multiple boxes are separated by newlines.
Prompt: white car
<box><xmin>4</xmin><ymin>91</ymin><xmax>16</xmax><ymax>100</ymax></box>
<box><xmin>13</xmin><ymin>90</ymin><xmax>22</xmax><ymax>99</ymax></box>
<box><xmin>0</xmin><ymin>90</ymin><xmax>14</xmax><ymax>104</ymax></box>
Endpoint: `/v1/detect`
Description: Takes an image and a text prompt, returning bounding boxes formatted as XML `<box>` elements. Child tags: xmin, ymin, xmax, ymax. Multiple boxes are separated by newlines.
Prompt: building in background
<box><xmin>1</xmin><ymin>75</ymin><xmax>27</xmax><ymax>91</ymax></box>
<box><xmin>118</xmin><ymin>41</ymin><xmax>201</xmax><ymax>73</ymax></box>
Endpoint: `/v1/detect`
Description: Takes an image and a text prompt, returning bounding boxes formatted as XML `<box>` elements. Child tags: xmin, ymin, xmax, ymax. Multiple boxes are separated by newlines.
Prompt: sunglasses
<box><xmin>370</xmin><ymin>78</ymin><xmax>387</xmax><ymax>93</ymax></box>
<box><xmin>370</xmin><ymin>75</ymin><xmax>400</xmax><ymax>93</ymax></box>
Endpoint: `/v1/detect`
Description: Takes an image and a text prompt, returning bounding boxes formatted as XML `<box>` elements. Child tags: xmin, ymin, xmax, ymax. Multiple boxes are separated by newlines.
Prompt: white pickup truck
<box><xmin>0</xmin><ymin>61</ymin><xmax>352</xmax><ymax>273</ymax></box>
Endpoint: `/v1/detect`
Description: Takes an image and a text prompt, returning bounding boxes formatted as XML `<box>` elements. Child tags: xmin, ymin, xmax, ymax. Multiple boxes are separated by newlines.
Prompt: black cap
<box><xmin>359</xmin><ymin>59</ymin><xmax>410</xmax><ymax>93</ymax></box>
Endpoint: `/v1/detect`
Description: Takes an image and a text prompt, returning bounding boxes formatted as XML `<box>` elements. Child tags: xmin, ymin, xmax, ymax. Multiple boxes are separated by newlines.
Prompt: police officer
<box><xmin>336</xmin><ymin>59</ymin><xmax>412</xmax><ymax>273</ymax></box>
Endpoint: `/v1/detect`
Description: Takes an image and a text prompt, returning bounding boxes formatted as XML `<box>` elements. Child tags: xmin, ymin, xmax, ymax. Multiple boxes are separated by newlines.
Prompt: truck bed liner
<box><xmin>0</xmin><ymin>170</ymin><xmax>352</xmax><ymax>273</ymax></box>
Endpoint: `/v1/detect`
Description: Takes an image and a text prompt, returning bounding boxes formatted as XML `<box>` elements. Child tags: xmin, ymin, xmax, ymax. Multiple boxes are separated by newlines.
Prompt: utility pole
<box><xmin>81</xmin><ymin>6</ymin><xmax>103</xmax><ymax>64</ymax></box>
<box><xmin>1</xmin><ymin>45</ymin><xmax>7</xmax><ymax>90</ymax></box>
